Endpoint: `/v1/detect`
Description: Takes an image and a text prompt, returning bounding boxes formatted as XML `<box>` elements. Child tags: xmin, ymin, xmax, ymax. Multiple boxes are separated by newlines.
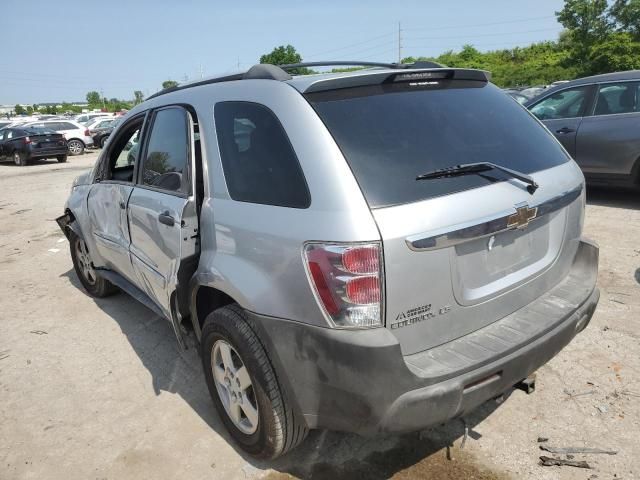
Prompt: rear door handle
<box><xmin>119</xmin><ymin>200</ymin><xmax>126</xmax><ymax>209</ymax></box>
<box><xmin>158</xmin><ymin>211</ymin><xmax>175</xmax><ymax>226</ymax></box>
<box><xmin>555</xmin><ymin>127</ymin><xmax>575</xmax><ymax>134</ymax></box>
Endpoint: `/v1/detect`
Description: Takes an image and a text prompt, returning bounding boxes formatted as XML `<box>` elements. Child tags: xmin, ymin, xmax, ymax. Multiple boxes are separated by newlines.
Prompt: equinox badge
<box><xmin>508</xmin><ymin>203</ymin><xmax>538</xmax><ymax>230</ymax></box>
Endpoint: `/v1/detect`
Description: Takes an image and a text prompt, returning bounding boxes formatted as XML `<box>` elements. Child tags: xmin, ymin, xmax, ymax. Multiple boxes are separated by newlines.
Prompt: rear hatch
<box><xmin>307</xmin><ymin>76</ymin><xmax>585</xmax><ymax>355</ymax></box>
<box><xmin>25</xmin><ymin>129</ymin><xmax>66</xmax><ymax>151</ymax></box>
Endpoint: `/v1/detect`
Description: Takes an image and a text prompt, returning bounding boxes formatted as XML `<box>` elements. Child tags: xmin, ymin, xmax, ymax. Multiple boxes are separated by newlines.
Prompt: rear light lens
<box><xmin>24</xmin><ymin>136</ymin><xmax>31</xmax><ymax>144</ymax></box>
<box><xmin>84</xmin><ymin>129</ymin><xmax>90</xmax><ymax>136</ymax></box>
<box><xmin>304</xmin><ymin>243</ymin><xmax>383</xmax><ymax>328</ymax></box>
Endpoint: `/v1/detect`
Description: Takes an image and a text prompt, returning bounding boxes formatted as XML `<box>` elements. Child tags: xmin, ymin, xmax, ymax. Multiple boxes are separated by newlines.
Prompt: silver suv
<box><xmin>57</xmin><ymin>62</ymin><xmax>600</xmax><ymax>459</ymax></box>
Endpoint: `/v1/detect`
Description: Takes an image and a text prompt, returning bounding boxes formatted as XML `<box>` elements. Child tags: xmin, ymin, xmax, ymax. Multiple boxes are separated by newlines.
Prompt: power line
<box><xmin>403</xmin><ymin>15</ymin><xmax>556</xmax><ymax>31</ymax></box>
<box><xmin>305</xmin><ymin>31</ymin><xmax>395</xmax><ymax>58</ymax></box>
<box><xmin>403</xmin><ymin>37</ymin><xmax>557</xmax><ymax>51</ymax></box>
<box><xmin>404</xmin><ymin>27</ymin><xmax>560</xmax><ymax>41</ymax></box>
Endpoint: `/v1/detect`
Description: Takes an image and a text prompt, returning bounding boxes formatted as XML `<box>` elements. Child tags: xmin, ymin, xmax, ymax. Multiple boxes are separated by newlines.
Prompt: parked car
<box><xmin>526</xmin><ymin>70</ymin><xmax>640</xmax><ymax>187</ymax></box>
<box><xmin>21</xmin><ymin>119</ymin><xmax>93</xmax><ymax>155</ymax></box>
<box><xmin>520</xmin><ymin>86</ymin><xmax>547</xmax><ymax>100</ymax></box>
<box><xmin>73</xmin><ymin>113</ymin><xmax>112</xmax><ymax>125</ymax></box>
<box><xmin>504</xmin><ymin>89</ymin><xmax>529</xmax><ymax>104</ymax></box>
<box><xmin>89</xmin><ymin>117</ymin><xmax>120</xmax><ymax>148</ymax></box>
<box><xmin>0</xmin><ymin>127</ymin><xmax>68</xmax><ymax>166</ymax></box>
<box><xmin>57</xmin><ymin>62</ymin><xmax>599</xmax><ymax>459</ymax></box>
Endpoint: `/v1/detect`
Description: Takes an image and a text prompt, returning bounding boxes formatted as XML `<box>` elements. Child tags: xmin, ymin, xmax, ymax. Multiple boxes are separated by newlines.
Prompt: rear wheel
<box><xmin>13</xmin><ymin>152</ymin><xmax>27</xmax><ymax>166</ymax></box>
<box><xmin>67</xmin><ymin>139</ymin><xmax>84</xmax><ymax>156</ymax></box>
<box><xmin>57</xmin><ymin>155</ymin><xmax>67</xmax><ymax>163</ymax></box>
<box><xmin>201</xmin><ymin>305</ymin><xmax>308</xmax><ymax>459</ymax></box>
<box><xmin>69</xmin><ymin>231</ymin><xmax>118</xmax><ymax>297</ymax></box>
<box><xmin>100</xmin><ymin>136</ymin><xmax>109</xmax><ymax>148</ymax></box>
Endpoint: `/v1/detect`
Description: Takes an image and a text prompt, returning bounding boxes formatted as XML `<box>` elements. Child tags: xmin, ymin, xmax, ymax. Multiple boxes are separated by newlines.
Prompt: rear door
<box><xmin>127</xmin><ymin>106</ymin><xmax>199</xmax><ymax>316</ymax></box>
<box><xmin>86</xmin><ymin>114</ymin><xmax>146</xmax><ymax>283</ymax></box>
<box><xmin>529</xmin><ymin>85</ymin><xmax>595</xmax><ymax>158</ymax></box>
<box><xmin>576</xmin><ymin>81</ymin><xmax>640</xmax><ymax>176</ymax></box>
<box><xmin>308</xmin><ymin>80</ymin><xmax>586</xmax><ymax>355</ymax></box>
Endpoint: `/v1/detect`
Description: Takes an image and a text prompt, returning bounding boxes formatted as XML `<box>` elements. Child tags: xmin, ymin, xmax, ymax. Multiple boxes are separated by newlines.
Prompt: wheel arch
<box><xmin>189</xmin><ymin>280</ymin><xmax>238</xmax><ymax>342</ymax></box>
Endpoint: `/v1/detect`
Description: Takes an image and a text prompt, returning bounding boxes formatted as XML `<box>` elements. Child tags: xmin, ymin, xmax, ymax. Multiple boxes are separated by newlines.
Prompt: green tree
<box><xmin>162</xmin><ymin>80</ymin><xmax>179</xmax><ymax>89</ymax></box>
<box><xmin>26</xmin><ymin>106</ymin><xmax>33</xmax><ymax>115</ymax></box>
<box><xmin>610</xmin><ymin>0</ymin><xmax>640</xmax><ymax>38</ymax></box>
<box><xmin>14</xmin><ymin>104</ymin><xmax>25</xmax><ymax>115</ymax></box>
<box><xmin>259</xmin><ymin>44</ymin><xmax>313</xmax><ymax>74</ymax></box>
<box><xmin>556</xmin><ymin>0</ymin><xmax>612</xmax><ymax>72</ymax></box>
<box><xmin>133</xmin><ymin>90</ymin><xmax>144</xmax><ymax>105</ymax></box>
<box><xmin>260</xmin><ymin>44</ymin><xmax>302</xmax><ymax>65</ymax></box>
<box><xmin>86</xmin><ymin>91</ymin><xmax>101</xmax><ymax>105</ymax></box>
<box><xmin>588</xmin><ymin>31</ymin><xmax>640</xmax><ymax>73</ymax></box>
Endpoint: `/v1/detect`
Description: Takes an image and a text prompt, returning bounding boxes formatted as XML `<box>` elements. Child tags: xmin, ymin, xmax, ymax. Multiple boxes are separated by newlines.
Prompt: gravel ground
<box><xmin>0</xmin><ymin>152</ymin><xmax>638</xmax><ymax>479</ymax></box>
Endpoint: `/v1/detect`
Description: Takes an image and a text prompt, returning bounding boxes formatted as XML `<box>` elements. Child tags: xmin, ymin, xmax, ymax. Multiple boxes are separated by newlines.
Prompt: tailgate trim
<box><xmin>406</xmin><ymin>185</ymin><xmax>582</xmax><ymax>251</ymax></box>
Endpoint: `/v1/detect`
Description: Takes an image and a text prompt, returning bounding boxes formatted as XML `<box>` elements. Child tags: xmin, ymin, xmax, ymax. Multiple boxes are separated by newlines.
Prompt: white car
<box><xmin>21</xmin><ymin>119</ymin><xmax>93</xmax><ymax>155</ymax></box>
<box><xmin>72</xmin><ymin>113</ymin><xmax>111</xmax><ymax>125</ymax></box>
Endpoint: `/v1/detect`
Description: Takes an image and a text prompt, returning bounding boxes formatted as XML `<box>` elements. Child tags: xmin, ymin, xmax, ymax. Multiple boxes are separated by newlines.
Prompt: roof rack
<box><xmin>146</xmin><ymin>60</ymin><xmax>447</xmax><ymax>100</ymax></box>
<box><xmin>279</xmin><ymin>60</ymin><xmax>443</xmax><ymax>71</ymax></box>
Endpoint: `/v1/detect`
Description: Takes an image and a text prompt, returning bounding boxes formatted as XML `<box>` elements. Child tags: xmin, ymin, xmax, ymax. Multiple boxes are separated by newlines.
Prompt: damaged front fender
<box><xmin>55</xmin><ymin>212</ymin><xmax>83</xmax><ymax>241</ymax></box>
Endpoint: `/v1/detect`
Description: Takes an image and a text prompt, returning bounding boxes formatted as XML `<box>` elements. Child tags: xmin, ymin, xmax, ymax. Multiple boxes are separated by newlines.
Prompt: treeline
<box><xmin>404</xmin><ymin>0</ymin><xmax>640</xmax><ymax>87</ymax></box>
<box><xmin>260</xmin><ymin>0</ymin><xmax>640</xmax><ymax>88</ymax></box>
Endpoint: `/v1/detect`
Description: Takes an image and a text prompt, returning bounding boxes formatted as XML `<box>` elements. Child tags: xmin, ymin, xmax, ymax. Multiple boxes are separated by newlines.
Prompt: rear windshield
<box><xmin>306</xmin><ymin>80</ymin><xmax>570</xmax><ymax>208</ymax></box>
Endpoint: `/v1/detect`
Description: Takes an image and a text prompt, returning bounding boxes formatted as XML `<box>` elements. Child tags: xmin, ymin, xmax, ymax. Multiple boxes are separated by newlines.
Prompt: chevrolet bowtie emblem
<box><xmin>507</xmin><ymin>203</ymin><xmax>538</xmax><ymax>229</ymax></box>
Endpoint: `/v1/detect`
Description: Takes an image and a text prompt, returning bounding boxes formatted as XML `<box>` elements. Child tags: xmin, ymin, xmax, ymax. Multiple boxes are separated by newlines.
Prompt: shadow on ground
<box><xmin>586</xmin><ymin>185</ymin><xmax>640</xmax><ymax>210</ymax></box>
<box><xmin>61</xmin><ymin>268</ymin><xmax>510</xmax><ymax>479</ymax></box>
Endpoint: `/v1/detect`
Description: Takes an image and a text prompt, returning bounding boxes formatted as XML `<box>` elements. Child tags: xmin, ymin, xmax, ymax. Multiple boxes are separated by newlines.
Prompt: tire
<box><xmin>13</xmin><ymin>152</ymin><xmax>27</xmax><ymax>166</ymax></box>
<box><xmin>67</xmin><ymin>139</ymin><xmax>84</xmax><ymax>156</ymax></box>
<box><xmin>57</xmin><ymin>155</ymin><xmax>67</xmax><ymax>163</ymax></box>
<box><xmin>69</xmin><ymin>231</ymin><xmax>118</xmax><ymax>297</ymax></box>
<box><xmin>100</xmin><ymin>136</ymin><xmax>108</xmax><ymax>148</ymax></box>
<box><xmin>201</xmin><ymin>305</ymin><xmax>308</xmax><ymax>459</ymax></box>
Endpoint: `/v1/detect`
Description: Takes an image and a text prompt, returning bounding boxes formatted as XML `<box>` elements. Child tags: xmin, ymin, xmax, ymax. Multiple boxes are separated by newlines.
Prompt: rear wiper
<box><xmin>416</xmin><ymin>162</ymin><xmax>539</xmax><ymax>194</ymax></box>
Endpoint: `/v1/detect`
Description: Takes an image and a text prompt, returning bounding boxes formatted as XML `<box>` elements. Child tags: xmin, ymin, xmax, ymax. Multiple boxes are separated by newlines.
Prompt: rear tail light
<box><xmin>84</xmin><ymin>129</ymin><xmax>90</xmax><ymax>136</ymax></box>
<box><xmin>304</xmin><ymin>243</ymin><xmax>383</xmax><ymax>328</ymax></box>
<box><xmin>24</xmin><ymin>136</ymin><xmax>31</xmax><ymax>144</ymax></box>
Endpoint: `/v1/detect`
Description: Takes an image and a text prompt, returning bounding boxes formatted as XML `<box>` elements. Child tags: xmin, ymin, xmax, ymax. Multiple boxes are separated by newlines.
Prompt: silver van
<box><xmin>58</xmin><ymin>62</ymin><xmax>600</xmax><ymax>459</ymax></box>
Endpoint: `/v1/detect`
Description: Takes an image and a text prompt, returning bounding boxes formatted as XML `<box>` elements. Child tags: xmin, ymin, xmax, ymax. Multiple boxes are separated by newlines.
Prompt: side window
<box><xmin>140</xmin><ymin>107</ymin><xmax>190</xmax><ymax>194</ymax></box>
<box><xmin>214</xmin><ymin>102</ymin><xmax>310</xmax><ymax>208</ymax></box>
<box><xmin>594</xmin><ymin>82</ymin><xmax>639</xmax><ymax>116</ymax></box>
<box><xmin>103</xmin><ymin>117</ymin><xmax>145</xmax><ymax>183</ymax></box>
<box><xmin>61</xmin><ymin>122</ymin><xmax>76</xmax><ymax>130</ymax></box>
<box><xmin>530</xmin><ymin>86</ymin><xmax>590</xmax><ymax>120</ymax></box>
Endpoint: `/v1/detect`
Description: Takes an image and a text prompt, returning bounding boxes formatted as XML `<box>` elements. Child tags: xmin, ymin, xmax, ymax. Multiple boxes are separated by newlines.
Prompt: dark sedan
<box><xmin>526</xmin><ymin>70</ymin><xmax>640</xmax><ymax>187</ymax></box>
<box><xmin>0</xmin><ymin>127</ymin><xmax>68</xmax><ymax>166</ymax></box>
<box><xmin>91</xmin><ymin>117</ymin><xmax>122</xmax><ymax>148</ymax></box>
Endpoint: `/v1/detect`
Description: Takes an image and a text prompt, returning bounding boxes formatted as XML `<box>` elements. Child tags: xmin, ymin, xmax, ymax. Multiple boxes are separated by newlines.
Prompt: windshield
<box><xmin>306</xmin><ymin>81</ymin><xmax>570</xmax><ymax>208</ymax></box>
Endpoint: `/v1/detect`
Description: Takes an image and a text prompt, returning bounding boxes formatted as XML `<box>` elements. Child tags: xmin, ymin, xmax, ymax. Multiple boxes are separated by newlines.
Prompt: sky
<box><xmin>2</xmin><ymin>0</ymin><xmax>565</xmax><ymax>104</ymax></box>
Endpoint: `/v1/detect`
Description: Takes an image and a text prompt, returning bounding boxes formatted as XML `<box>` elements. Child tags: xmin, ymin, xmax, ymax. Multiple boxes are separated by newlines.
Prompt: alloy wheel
<box><xmin>75</xmin><ymin>238</ymin><xmax>96</xmax><ymax>285</ymax></box>
<box><xmin>68</xmin><ymin>140</ymin><xmax>83</xmax><ymax>155</ymax></box>
<box><xmin>211</xmin><ymin>340</ymin><xmax>259</xmax><ymax>435</ymax></box>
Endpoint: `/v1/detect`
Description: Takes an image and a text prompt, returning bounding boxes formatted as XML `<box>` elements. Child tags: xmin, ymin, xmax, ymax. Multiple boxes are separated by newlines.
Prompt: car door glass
<box><xmin>594</xmin><ymin>82</ymin><xmax>639</xmax><ymax>115</ymax></box>
<box><xmin>103</xmin><ymin>117</ymin><xmax>144</xmax><ymax>183</ymax></box>
<box><xmin>141</xmin><ymin>108</ymin><xmax>189</xmax><ymax>194</ymax></box>
<box><xmin>214</xmin><ymin>102</ymin><xmax>310</xmax><ymax>208</ymax></box>
<box><xmin>530</xmin><ymin>87</ymin><xmax>589</xmax><ymax>120</ymax></box>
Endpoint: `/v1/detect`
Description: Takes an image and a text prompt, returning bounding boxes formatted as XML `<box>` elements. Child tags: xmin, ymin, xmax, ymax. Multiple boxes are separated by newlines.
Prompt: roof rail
<box><xmin>278</xmin><ymin>60</ymin><xmax>444</xmax><ymax>71</ymax></box>
<box><xmin>145</xmin><ymin>60</ymin><xmax>448</xmax><ymax>101</ymax></box>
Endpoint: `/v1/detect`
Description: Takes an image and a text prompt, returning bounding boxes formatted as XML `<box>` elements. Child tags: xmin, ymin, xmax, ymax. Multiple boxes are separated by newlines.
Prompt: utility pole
<box><xmin>398</xmin><ymin>21</ymin><xmax>402</xmax><ymax>64</ymax></box>
<box><xmin>198</xmin><ymin>63</ymin><xmax>204</xmax><ymax>79</ymax></box>
<box><xmin>237</xmin><ymin>57</ymin><xmax>241</xmax><ymax>69</ymax></box>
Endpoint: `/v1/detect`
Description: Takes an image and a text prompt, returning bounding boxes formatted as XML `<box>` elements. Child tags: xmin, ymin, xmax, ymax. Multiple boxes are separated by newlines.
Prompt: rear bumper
<box><xmin>30</xmin><ymin>148</ymin><xmax>68</xmax><ymax>158</ymax></box>
<box><xmin>249</xmin><ymin>238</ymin><xmax>599</xmax><ymax>435</ymax></box>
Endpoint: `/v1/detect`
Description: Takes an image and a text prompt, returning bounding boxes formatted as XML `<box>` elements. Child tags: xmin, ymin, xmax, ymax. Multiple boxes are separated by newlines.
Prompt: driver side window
<box><xmin>531</xmin><ymin>86</ymin><xmax>590</xmax><ymax>120</ymax></box>
<box><xmin>105</xmin><ymin>117</ymin><xmax>145</xmax><ymax>183</ymax></box>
